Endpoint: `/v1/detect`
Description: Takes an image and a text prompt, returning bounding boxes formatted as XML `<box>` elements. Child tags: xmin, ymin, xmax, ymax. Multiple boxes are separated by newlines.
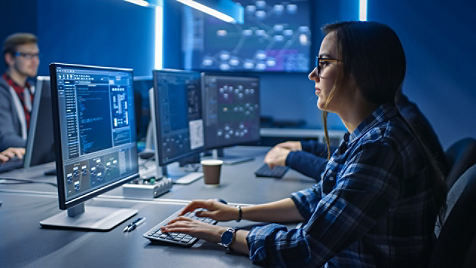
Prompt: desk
<box><xmin>0</xmin><ymin>146</ymin><xmax>316</xmax><ymax>268</ymax></box>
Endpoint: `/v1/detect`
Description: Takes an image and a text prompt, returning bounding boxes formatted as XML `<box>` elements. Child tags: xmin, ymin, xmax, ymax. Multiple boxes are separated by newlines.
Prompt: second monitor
<box><xmin>150</xmin><ymin>69</ymin><xmax>205</xmax><ymax>183</ymax></box>
<box><xmin>201</xmin><ymin>73</ymin><xmax>260</xmax><ymax>164</ymax></box>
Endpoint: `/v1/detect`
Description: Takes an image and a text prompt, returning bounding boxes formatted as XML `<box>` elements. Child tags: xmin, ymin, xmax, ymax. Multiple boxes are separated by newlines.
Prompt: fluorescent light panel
<box><xmin>176</xmin><ymin>0</ymin><xmax>236</xmax><ymax>23</ymax></box>
<box><xmin>125</xmin><ymin>0</ymin><xmax>150</xmax><ymax>7</ymax></box>
<box><xmin>359</xmin><ymin>0</ymin><xmax>367</xmax><ymax>21</ymax></box>
<box><xmin>155</xmin><ymin>5</ymin><xmax>163</xmax><ymax>70</ymax></box>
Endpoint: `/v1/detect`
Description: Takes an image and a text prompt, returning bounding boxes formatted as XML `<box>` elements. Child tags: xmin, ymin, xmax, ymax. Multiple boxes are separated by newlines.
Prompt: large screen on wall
<box><xmin>182</xmin><ymin>0</ymin><xmax>311</xmax><ymax>73</ymax></box>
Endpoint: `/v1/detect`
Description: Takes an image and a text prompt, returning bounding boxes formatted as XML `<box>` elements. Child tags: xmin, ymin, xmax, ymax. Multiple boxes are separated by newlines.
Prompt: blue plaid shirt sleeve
<box><xmin>290</xmin><ymin>182</ymin><xmax>323</xmax><ymax>221</ymax></box>
<box><xmin>247</xmin><ymin>139</ymin><xmax>402</xmax><ymax>267</ymax></box>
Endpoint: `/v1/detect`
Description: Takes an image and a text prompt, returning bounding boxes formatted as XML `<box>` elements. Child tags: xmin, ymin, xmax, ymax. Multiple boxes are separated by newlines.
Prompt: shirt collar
<box><xmin>395</xmin><ymin>93</ymin><xmax>409</xmax><ymax>107</ymax></box>
<box><xmin>348</xmin><ymin>102</ymin><xmax>399</xmax><ymax>143</ymax></box>
<box><xmin>3</xmin><ymin>72</ymin><xmax>31</xmax><ymax>89</ymax></box>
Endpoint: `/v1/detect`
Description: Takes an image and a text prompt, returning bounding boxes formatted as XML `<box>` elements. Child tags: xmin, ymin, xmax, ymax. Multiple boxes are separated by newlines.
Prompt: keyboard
<box><xmin>0</xmin><ymin>157</ymin><xmax>23</xmax><ymax>174</ymax></box>
<box><xmin>144</xmin><ymin>208</ymin><xmax>217</xmax><ymax>247</ymax></box>
<box><xmin>254</xmin><ymin>164</ymin><xmax>289</xmax><ymax>178</ymax></box>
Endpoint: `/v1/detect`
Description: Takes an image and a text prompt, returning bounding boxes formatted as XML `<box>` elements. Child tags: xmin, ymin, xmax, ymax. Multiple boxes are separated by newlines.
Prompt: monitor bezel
<box><xmin>49</xmin><ymin>63</ymin><xmax>139</xmax><ymax>210</ymax></box>
<box><xmin>152</xmin><ymin>69</ymin><xmax>205</xmax><ymax>166</ymax></box>
<box><xmin>200</xmin><ymin>72</ymin><xmax>261</xmax><ymax>150</ymax></box>
<box><xmin>23</xmin><ymin>76</ymin><xmax>50</xmax><ymax>168</ymax></box>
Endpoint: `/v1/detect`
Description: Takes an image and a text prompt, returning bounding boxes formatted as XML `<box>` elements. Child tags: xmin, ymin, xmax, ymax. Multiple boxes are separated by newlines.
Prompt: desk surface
<box><xmin>0</xmin><ymin>146</ymin><xmax>316</xmax><ymax>268</ymax></box>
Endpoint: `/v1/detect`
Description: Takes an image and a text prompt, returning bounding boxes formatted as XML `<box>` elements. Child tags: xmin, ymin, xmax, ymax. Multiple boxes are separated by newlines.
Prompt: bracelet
<box><xmin>236</xmin><ymin>205</ymin><xmax>242</xmax><ymax>222</ymax></box>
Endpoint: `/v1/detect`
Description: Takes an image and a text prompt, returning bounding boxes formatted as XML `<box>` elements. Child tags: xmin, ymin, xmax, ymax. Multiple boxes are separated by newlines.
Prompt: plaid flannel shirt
<box><xmin>247</xmin><ymin>103</ymin><xmax>437</xmax><ymax>268</ymax></box>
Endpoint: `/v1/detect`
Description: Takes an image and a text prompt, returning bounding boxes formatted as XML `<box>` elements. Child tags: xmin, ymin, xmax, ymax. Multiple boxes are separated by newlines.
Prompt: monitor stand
<box><xmin>161</xmin><ymin>166</ymin><xmax>203</xmax><ymax>185</ymax></box>
<box><xmin>212</xmin><ymin>148</ymin><xmax>254</xmax><ymax>165</ymax></box>
<box><xmin>40</xmin><ymin>203</ymin><xmax>137</xmax><ymax>231</ymax></box>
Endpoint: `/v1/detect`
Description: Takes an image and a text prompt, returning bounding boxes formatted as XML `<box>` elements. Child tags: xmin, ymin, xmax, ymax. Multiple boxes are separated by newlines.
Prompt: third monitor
<box><xmin>201</xmin><ymin>73</ymin><xmax>260</xmax><ymax>164</ymax></box>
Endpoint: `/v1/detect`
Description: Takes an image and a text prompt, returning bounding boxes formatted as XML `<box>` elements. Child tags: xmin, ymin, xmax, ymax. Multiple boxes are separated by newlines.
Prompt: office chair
<box><xmin>444</xmin><ymin>137</ymin><xmax>476</xmax><ymax>189</ymax></box>
<box><xmin>428</xmin><ymin>164</ymin><xmax>476</xmax><ymax>268</ymax></box>
<box><xmin>461</xmin><ymin>234</ymin><xmax>476</xmax><ymax>268</ymax></box>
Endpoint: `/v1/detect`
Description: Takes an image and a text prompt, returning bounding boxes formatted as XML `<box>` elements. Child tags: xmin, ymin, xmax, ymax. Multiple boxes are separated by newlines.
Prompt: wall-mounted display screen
<box><xmin>183</xmin><ymin>0</ymin><xmax>311</xmax><ymax>73</ymax></box>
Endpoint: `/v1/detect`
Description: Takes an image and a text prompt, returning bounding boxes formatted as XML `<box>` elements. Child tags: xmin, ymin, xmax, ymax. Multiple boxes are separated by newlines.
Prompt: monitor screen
<box><xmin>151</xmin><ymin>69</ymin><xmax>204</xmax><ymax>166</ymax></box>
<box><xmin>24</xmin><ymin>76</ymin><xmax>56</xmax><ymax>167</ymax></box>
<box><xmin>182</xmin><ymin>0</ymin><xmax>311</xmax><ymax>73</ymax></box>
<box><xmin>202</xmin><ymin>73</ymin><xmax>260</xmax><ymax>149</ymax></box>
<box><xmin>50</xmin><ymin>63</ymin><xmax>139</xmax><ymax>210</ymax></box>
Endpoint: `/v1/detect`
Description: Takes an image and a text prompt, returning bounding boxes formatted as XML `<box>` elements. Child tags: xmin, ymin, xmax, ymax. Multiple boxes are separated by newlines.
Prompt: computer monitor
<box><xmin>201</xmin><ymin>73</ymin><xmax>260</xmax><ymax>164</ymax></box>
<box><xmin>23</xmin><ymin>76</ymin><xmax>56</xmax><ymax>168</ymax></box>
<box><xmin>150</xmin><ymin>69</ymin><xmax>205</xmax><ymax>181</ymax></box>
<box><xmin>40</xmin><ymin>63</ymin><xmax>139</xmax><ymax>231</ymax></box>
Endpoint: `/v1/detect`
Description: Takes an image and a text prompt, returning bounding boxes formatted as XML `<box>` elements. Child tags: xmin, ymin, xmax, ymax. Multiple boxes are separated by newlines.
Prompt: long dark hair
<box><xmin>320</xmin><ymin>21</ymin><xmax>447</xmax><ymax>214</ymax></box>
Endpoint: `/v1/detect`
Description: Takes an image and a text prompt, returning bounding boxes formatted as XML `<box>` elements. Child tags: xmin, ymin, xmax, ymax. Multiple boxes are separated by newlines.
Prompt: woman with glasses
<box><xmin>162</xmin><ymin>21</ymin><xmax>447</xmax><ymax>267</ymax></box>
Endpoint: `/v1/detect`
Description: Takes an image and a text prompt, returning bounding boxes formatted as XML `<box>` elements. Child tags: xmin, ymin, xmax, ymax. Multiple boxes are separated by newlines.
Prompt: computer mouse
<box><xmin>139</xmin><ymin>151</ymin><xmax>155</xmax><ymax>160</ymax></box>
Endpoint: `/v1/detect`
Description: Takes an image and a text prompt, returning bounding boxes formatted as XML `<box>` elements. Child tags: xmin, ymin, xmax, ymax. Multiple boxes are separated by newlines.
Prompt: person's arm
<box><xmin>300</xmin><ymin>140</ymin><xmax>338</xmax><ymax>157</ymax></box>
<box><xmin>264</xmin><ymin>141</ymin><xmax>302</xmax><ymax>169</ymax></box>
<box><xmin>246</xmin><ymin>140</ymin><xmax>401</xmax><ymax>267</ymax></box>
<box><xmin>286</xmin><ymin>150</ymin><xmax>328</xmax><ymax>180</ymax></box>
<box><xmin>264</xmin><ymin>146</ymin><xmax>291</xmax><ymax>169</ymax></box>
<box><xmin>275</xmin><ymin>141</ymin><xmax>302</xmax><ymax>151</ymax></box>
<box><xmin>179</xmin><ymin>198</ymin><xmax>305</xmax><ymax>223</ymax></box>
<box><xmin>0</xmin><ymin>89</ymin><xmax>26</xmax><ymax>151</ymax></box>
<box><xmin>240</xmin><ymin>198</ymin><xmax>305</xmax><ymax>223</ymax></box>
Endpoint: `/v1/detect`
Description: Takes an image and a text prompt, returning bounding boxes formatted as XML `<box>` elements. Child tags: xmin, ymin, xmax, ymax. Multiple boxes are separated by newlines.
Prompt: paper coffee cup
<box><xmin>200</xmin><ymin>159</ymin><xmax>223</xmax><ymax>185</ymax></box>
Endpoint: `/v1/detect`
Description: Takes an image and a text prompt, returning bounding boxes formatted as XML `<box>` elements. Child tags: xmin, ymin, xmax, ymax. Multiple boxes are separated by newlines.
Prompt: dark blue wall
<box><xmin>0</xmin><ymin>0</ymin><xmax>155</xmax><ymax>77</ymax></box>
<box><xmin>368</xmin><ymin>0</ymin><xmax>476</xmax><ymax>148</ymax></box>
<box><xmin>36</xmin><ymin>0</ymin><xmax>155</xmax><ymax>76</ymax></box>
<box><xmin>0</xmin><ymin>0</ymin><xmax>38</xmax><ymax>75</ymax></box>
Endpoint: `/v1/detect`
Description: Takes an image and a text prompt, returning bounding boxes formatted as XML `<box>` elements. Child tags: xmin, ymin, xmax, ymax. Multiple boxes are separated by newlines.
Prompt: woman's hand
<box><xmin>161</xmin><ymin>217</ymin><xmax>228</xmax><ymax>244</ymax></box>
<box><xmin>179</xmin><ymin>199</ymin><xmax>239</xmax><ymax>222</ymax></box>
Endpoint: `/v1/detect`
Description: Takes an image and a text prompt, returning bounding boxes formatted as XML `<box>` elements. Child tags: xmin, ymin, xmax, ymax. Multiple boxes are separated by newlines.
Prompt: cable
<box><xmin>0</xmin><ymin>178</ymin><xmax>57</xmax><ymax>187</ymax></box>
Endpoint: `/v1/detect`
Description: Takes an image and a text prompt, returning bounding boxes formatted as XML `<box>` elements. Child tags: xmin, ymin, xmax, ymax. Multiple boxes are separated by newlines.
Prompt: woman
<box><xmin>161</xmin><ymin>21</ymin><xmax>447</xmax><ymax>267</ymax></box>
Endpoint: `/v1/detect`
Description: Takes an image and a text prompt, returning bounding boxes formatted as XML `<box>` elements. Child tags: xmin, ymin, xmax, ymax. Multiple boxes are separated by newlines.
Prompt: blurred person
<box><xmin>0</xmin><ymin>33</ymin><xmax>40</xmax><ymax>151</ymax></box>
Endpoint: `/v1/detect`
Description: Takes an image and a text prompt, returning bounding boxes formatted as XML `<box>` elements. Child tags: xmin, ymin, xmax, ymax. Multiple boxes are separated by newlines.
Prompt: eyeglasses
<box><xmin>315</xmin><ymin>57</ymin><xmax>342</xmax><ymax>77</ymax></box>
<box><xmin>14</xmin><ymin>52</ymin><xmax>42</xmax><ymax>59</ymax></box>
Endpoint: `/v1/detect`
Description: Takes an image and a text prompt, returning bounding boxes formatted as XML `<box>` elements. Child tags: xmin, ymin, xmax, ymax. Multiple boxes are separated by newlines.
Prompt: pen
<box><xmin>126</xmin><ymin>217</ymin><xmax>146</xmax><ymax>232</ymax></box>
<box><xmin>124</xmin><ymin>217</ymin><xmax>144</xmax><ymax>232</ymax></box>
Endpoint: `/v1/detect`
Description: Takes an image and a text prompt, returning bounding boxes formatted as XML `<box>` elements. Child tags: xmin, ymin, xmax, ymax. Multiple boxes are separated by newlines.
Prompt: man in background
<box><xmin>0</xmin><ymin>33</ymin><xmax>40</xmax><ymax>153</ymax></box>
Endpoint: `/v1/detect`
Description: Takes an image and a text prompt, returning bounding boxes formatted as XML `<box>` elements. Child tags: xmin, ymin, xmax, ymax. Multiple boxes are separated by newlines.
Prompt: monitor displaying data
<box><xmin>152</xmin><ymin>69</ymin><xmax>204</xmax><ymax>166</ymax></box>
<box><xmin>50</xmin><ymin>63</ymin><xmax>139</xmax><ymax>209</ymax></box>
<box><xmin>183</xmin><ymin>0</ymin><xmax>311</xmax><ymax>73</ymax></box>
<box><xmin>202</xmin><ymin>74</ymin><xmax>260</xmax><ymax>150</ymax></box>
